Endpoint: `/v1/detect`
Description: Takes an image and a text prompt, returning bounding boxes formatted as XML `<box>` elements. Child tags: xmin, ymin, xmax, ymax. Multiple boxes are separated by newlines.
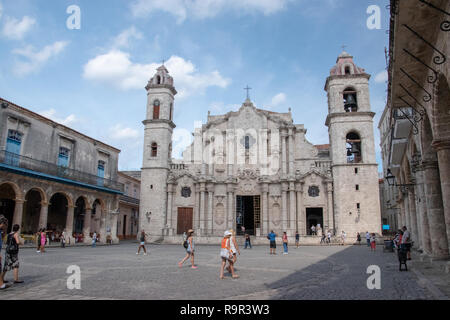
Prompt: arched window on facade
<box><xmin>156</xmin><ymin>75</ymin><xmax>161</xmax><ymax>85</ymax></box>
<box><xmin>343</xmin><ymin>87</ymin><xmax>358</xmax><ymax>112</ymax></box>
<box><xmin>346</xmin><ymin>132</ymin><xmax>361</xmax><ymax>163</ymax></box>
<box><xmin>153</xmin><ymin>100</ymin><xmax>160</xmax><ymax>119</ymax></box>
<box><xmin>151</xmin><ymin>143</ymin><xmax>158</xmax><ymax>157</ymax></box>
<box><xmin>345</xmin><ymin>66</ymin><xmax>351</xmax><ymax>75</ymax></box>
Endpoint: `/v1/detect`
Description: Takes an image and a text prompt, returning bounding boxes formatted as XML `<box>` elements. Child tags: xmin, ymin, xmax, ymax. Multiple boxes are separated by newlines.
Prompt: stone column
<box><xmin>281</xmin><ymin>183</ymin><xmax>288</xmax><ymax>231</ymax></box>
<box><xmin>83</xmin><ymin>208</ymin><xmax>92</xmax><ymax>243</ymax></box>
<box><xmin>207</xmin><ymin>183</ymin><xmax>214</xmax><ymax>235</ymax></box>
<box><xmin>110</xmin><ymin>211</ymin><xmax>119</xmax><ymax>243</ymax></box>
<box><xmin>327</xmin><ymin>182</ymin><xmax>334</xmax><ymax>233</ymax></box>
<box><xmin>261</xmin><ymin>183</ymin><xmax>269</xmax><ymax>236</ymax></box>
<box><xmin>288</xmin><ymin>128</ymin><xmax>295</xmax><ymax>174</ymax></box>
<box><xmin>194</xmin><ymin>184</ymin><xmax>200</xmax><ymax>231</ymax></box>
<box><xmin>432</xmin><ymin>140</ymin><xmax>450</xmax><ymax>251</ymax></box>
<box><xmin>407</xmin><ymin>188</ymin><xmax>419</xmax><ymax>249</ymax></box>
<box><xmin>167</xmin><ymin>184</ymin><xmax>174</xmax><ymax>236</ymax></box>
<box><xmin>403</xmin><ymin>191</ymin><xmax>411</xmax><ymax>231</ymax></box>
<box><xmin>423</xmin><ymin>160</ymin><xmax>449</xmax><ymax>259</ymax></box>
<box><xmin>12</xmin><ymin>198</ymin><xmax>24</xmax><ymax>228</ymax></box>
<box><xmin>65</xmin><ymin>204</ymin><xmax>75</xmax><ymax>244</ymax></box>
<box><xmin>38</xmin><ymin>201</ymin><xmax>49</xmax><ymax>230</ymax></box>
<box><xmin>296</xmin><ymin>183</ymin><xmax>304</xmax><ymax>235</ymax></box>
<box><xmin>281</xmin><ymin>130</ymin><xmax>287</xmax><ymax>175</ymax></box>
<box><xmin>289</xmin><ymin>181</ymin><xmax>296</xmax><ymax>235</ymax></box>
<box><xmin>415</xmin><ymin>168</ymin><xmax>432</xmax><ymax>254</ymax></box>
<box><xmin>227</xmin><ymin>184</ymin><xmax>234</xmax><ymax>230</ymax></box>
<box><xmin>200</xmin><ymin>183</ymin><xmax>206</xmax><ymax>234</ymax></box>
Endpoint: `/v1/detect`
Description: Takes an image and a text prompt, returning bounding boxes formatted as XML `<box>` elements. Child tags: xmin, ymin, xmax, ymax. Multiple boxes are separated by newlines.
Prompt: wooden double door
<box><xmin>177</xmin><ymin>207</ymin><xmax>193</xmax><ymax>235</ymax></box>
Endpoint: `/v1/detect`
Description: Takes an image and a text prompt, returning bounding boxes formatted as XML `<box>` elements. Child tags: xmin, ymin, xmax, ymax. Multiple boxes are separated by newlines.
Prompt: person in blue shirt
<box><xmin>267</xmin><ymin>230</ymin><xmax>277</xmax><ymax>255</ymax></box>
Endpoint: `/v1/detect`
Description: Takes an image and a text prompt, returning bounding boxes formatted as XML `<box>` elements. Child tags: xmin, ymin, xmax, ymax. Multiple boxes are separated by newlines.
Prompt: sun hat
<box><xmin>224</xmin><ymin>230</ymin><xmax>232</xmax><ymax>237</ymax></box>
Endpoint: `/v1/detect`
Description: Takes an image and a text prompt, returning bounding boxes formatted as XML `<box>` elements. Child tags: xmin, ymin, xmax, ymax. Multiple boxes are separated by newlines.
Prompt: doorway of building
<box><xmin>177</xmin><ymin>207</ymin><xmax>193</xmax><ymax>235</ymax></box>
<box><xmin>236</xmin><ymin>195</ymin><xmax>260</xmax><ymax>236</ymax></box>
<box><xmin>122</xmin><ymin>215</ymin><xmax>127</xmax><ymax>236</ymax></box>
<box><xmin>306</xmin><ymin>208</ymin><xmax>324</xmax><ymax>235</ymax></box>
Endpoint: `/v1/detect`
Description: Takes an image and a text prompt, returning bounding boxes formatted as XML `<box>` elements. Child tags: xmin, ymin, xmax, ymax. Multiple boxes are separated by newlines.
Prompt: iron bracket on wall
<box><xmin>418</xmin><ymin>0</ymin><xmax>450</xmax><ymax>32</ymax></box>
<box><xmin>400</xmin><ymin>68</ymin><xmax>433</xmax><ymax>102</ymax></box>
<box><xmin>403</xmin><ymin>24</ymin><xmax>446</xmax><ymax>65</ymax></box>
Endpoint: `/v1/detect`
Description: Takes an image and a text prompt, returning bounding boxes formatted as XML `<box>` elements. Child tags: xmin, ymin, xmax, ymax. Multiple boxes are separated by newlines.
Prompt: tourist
<box><xmin>92</xmin><ymin>231</ymin><xmax>98</xmax><ymax>248</ymax></box>
<box><xmin>137</xmin><ymin>230</ymin><xmax>148</xmax><ymax>255</ymax></box>
<box><xmin>370</xmin><ymin>233</ymin><xmax>376</xmax><ymax>251</ymax></box>
<box><xmin>220</xmin><ymin>230</ymin><xmax>238</xmax><ymax>279</ymax></box>
<box><xmin>40</xmin><ymin>229</ymin><xmax>47</xmax><ymax>253</ymax></box>
<box><xmin>365</xmin><ymin>231</ymin><xmax>371</xmax><ymax>247</ymax></box>
<box><xmin>268</xmin><ymin>230</ymin><xmax>277</xmax><ymax>255</ymax></box>
<box><xmin>320</xmin><ymin>232</ymin><xmax>326</xmax><ymax>245</ymax></box>
<box><xmin>0</xmin><ymin>215</ymin><xmax>8</xmax><ymax>288</ymax></box>
<box><xmin>0</xmin><ymin>224</ymin><xmax>24</xmax><ymax>289</ymax></box>
<box><xmin>282</xmin><ymin>232</ymin><xmax>288</xmax><ymax>254</ymax></box>
<box><xmin>341</xmin><ymin>230</ymin><xmax>346</xmax><ymax>245</ymax></box>
<box><xmin>311</xmin><ymin>225</ymin><xmax>316</xmax><ymax>236</ymax></box>
<box><xmin>393</xmin><ymin>229</ymin><xmax>403</xmax><ymax>249</ymax></box>
<box><xmin>227</xmin><ymin>230</ymin><xmax>240</xmax><ymax>272</ymax></box>
<box><xmin>357</xmin><ymin>232</ymin><xmax>361</xmax><ymax>245</ymax></box>
<box><xmin>178</xmin><ymin>229</ymin><xmax>197</xmax><ymax>269</ymax></box>
<box><xmin>244</xmin><ymin>234</ymin><xmax>252</xmax><ymax>249</ymax></box>
<box><xmin>295</xmin><ymin>231</ymin><xmax>300</xmax><ymax>248</ymax></box>
<box><xmin>36</xmin><ymin>229</ymin><xmax>41</xmax><ymax>252</ymax></box>
<box><xmin>326</xmin><ymin>230</ymin><xmax>331</xmax><ymax>244</ymax></box>
<box><xmin>61</xmin><ymin>229</ymin><xmax>66</xmax><ymax>248</ymax></box>
<box><xmin>401</xmin><ymin>226</ymin><xmax>412</xmax><ymax>260</ymax></box>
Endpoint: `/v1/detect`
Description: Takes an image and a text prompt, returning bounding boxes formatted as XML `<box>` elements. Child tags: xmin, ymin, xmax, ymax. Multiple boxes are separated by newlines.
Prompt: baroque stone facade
<box><xmin>140</xmin><ymin>54</ymin><xmax>382</xmax><ymax>244</ymax></box>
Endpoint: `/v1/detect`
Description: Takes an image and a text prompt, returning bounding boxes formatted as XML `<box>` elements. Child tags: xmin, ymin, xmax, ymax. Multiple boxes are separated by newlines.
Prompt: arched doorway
<box><xmin>48</xmin><ymin>193</ymin><xmax>68</xmax><ymax>236</ymax></box>
<box><xmin>0</xmin><ymin>183</ymin><xmax>16</xmax><ymax>233</ymax></box>
<box><xmin>74</xmin><ymin>197</ymin><xmax>86</xmax><ymax>237</ymax></box>
<box><xmin>22</xmin><ymin>189</ymin><xmax>43</xmax><ymax>235</ymax></box>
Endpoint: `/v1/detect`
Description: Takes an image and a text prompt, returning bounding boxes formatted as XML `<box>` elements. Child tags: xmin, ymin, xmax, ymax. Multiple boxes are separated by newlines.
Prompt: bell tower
<box><xmin>325</xmin><ymin>50</ymin><xmax>381</xmax><ymax>237</ymax></box>
<box><xmin>140</xmin><ymin>65</ymin><xmax>177</xmax><ymax>241</ymax></box>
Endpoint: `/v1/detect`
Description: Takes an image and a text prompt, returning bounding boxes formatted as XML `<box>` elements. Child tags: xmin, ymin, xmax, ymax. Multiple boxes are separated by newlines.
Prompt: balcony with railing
<box><xmin>0</xmin><ymin>150</ymin><xmax>123</xmax><ymax>193</ymax></box>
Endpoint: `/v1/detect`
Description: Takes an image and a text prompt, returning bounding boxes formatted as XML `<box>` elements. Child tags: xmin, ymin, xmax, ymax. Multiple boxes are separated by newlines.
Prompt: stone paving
<box><xmin>0</xmin><ymin>241</ymin><xmax>445</xmax><ymax>300</ymax></box>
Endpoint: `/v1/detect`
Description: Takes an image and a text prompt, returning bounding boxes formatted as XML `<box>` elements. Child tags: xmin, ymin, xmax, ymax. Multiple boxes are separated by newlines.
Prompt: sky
<box><xmin>0</xmin><ymin>0</ymin><xmax>390</xmax><ymax>172</ymax></box>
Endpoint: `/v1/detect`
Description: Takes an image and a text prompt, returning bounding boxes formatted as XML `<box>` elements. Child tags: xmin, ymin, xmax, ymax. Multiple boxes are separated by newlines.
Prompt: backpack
<box><xmin>6</xmin><ymin>233</ymin><xmax>19</xmax><ymax>255</ymax></box>
<box><xmin>183</xmin><ymin>240</ymin><xmax>188</xmax><ymax>249</ymax></box>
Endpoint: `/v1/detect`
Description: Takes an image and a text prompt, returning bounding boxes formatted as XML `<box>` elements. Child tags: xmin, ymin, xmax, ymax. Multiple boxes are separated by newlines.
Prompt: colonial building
<box><xmin>380</xmin><ymin>0</ymin><xmax>449</xmax><ymax>259</ymax></box>
<box><xmin>117</xmin><ymin>171</ymin><xmax>140</xmax><ymax>240</ymax></box>
<box><xmin>0</xmin><ymin>98</ymin><xmax>123</xmax><ymax>244</ymax></box>
<box><xmin>140</xmin><ymin>52</ymin><xmax>382</xmax><ymax>244</ymax></box>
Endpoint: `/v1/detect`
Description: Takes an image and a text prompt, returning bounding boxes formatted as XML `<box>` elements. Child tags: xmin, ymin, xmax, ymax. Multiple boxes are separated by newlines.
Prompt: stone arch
<box><xmin>47</xmin><ymin>192</ymin><xmax>69</xmax><ymax>235</ymax></box>
<box><xmin>346</xmin><ymin>131</ymin><xmax>362</xmax><ymax>163</ymax></box>
<box><xmin>341</xmin><ymin>63</ymin><xmax>355</xmax><ymax>75</ymax></box>
<box><xmin>22</xmin><ymin>188</ymin><xmax>43</xmax><ymax>234</ymax></box>
<box><xmin>0</xmin><ymin>181</ymin><xmax>22</xmax><ymax>200</ymax></box>
<box><xmin>74</xmin><ymin>196</ymin><xmax>87</xmax><ymax>235</ymax></box>
<box><xmin>343</xmin><ymin>86</ymin><xmax>358</xmax><ymax>112</ymax></box>
<box><xmin>91</xmin><ymin>198</ymin><xmax>106</xmax><ymax>236</ymax></box>
<box><xmin>0</xmin><ymin>182</ymin><xmax>19</xmax><ymax>233</ymax></box>
<box><xmin>24</xmin><ymin>186</ymin><xmax>47</xmax><ymax>204</ymax></box>
<box><xmin>421</xmin><ymin>112</ymin><xmax>437</xmax><ymax>162</ymax></box>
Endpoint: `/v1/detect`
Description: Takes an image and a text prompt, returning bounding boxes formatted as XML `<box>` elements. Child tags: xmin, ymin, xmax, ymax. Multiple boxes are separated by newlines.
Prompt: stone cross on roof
<box><xmin>244</xmin><ymin>85</ymin><xmax>252</xmax><ymax>100</ymax></box>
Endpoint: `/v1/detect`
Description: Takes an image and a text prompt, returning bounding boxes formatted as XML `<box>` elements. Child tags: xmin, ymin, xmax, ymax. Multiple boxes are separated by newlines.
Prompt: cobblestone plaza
<box><xmin>0</xmin><ymin>242</ymin><xmax>446</xmax><ymax>300</ymax></box>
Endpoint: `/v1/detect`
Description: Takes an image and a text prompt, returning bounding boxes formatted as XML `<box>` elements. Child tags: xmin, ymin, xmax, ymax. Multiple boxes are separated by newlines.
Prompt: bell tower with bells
<box><xmin>324</xmin><ymin>49</ymin><xmax>381</xmax><ymax>237</ymax></box>
<box><xmin>140</xmin><ymin>64</ymin><xmax>177</xmax><ymax>241</ymax></box>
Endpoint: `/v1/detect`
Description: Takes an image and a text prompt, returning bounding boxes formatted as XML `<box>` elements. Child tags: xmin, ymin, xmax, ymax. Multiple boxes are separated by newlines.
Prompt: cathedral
<box><xmin>139</xmin><ymin>51</ymin><xmax>382</xmax><ymax>244</ymax></box>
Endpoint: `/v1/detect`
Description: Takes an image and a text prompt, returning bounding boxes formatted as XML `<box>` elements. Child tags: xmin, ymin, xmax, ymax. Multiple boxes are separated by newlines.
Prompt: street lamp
<box><xmin>385</xmin><ymin>169</ymin><xmax>415</xmax><ymax>191</ymax></box>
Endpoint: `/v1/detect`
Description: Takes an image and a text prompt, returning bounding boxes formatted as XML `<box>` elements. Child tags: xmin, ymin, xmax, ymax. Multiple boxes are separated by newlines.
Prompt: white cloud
<box><xmin>374</xmin><ymin>70</ymin><xmax>388</xmax><ymax>83</ymax></box>
<box><xmin>0</xmin><ymin>3</ymin><xmax>3</xmax><ymax>20</ymax></box>
<box><xmin>271</xmin><ymin>92</ymin><xmax>286</xmax><ymax>106</ymax></box>
<box><xmin>209</xmin><ymin>101</ymin><xmax>240</xmax><ymax>114</ymax></box>
<box><xmin>12</xmin><ymin>41</ymin><xmax>68</xmax><ymax>76</ymax></box>
<box><xmin>112</xmin><ymin>26</ymin><xmax>143</xmax><ymax>49</ymax></box>
<box><xmin>83</xmin><ymin>51</ymin><xmax>230</xmax><ymax>97</ymax></box>
<box><xmin>109</xmin><ymin>124</ymin><xmax>140</xmax><ymax>139</ymax></box>
<box><xmin>39</xmin><ymin>109</ymin><xmax>78</xmax><ymax>126</ymax></box>
<box><xmin>2</xmin><ymin>16</ymin><xmax>35</xmax><ymax>40</ymax></box>
<box><xmin>130</xmin><ymin>0</ymin><xmax>289</xmax><ymax>23</ymax></box>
